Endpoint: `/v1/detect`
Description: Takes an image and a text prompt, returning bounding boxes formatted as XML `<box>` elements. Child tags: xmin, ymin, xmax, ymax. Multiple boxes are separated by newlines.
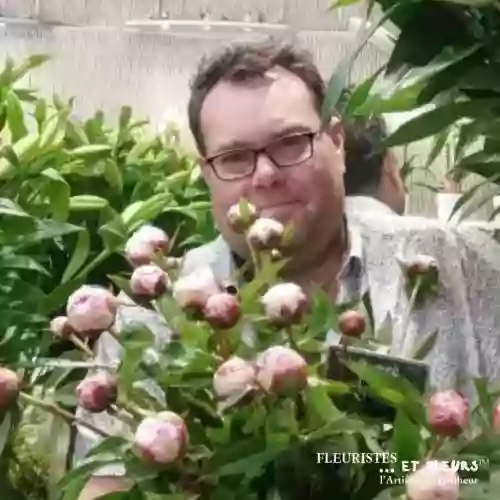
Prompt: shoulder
<box><xmin>180</xmin><ymin>235</ymin><xmax>232</xmax><ymax>277</ymax></box>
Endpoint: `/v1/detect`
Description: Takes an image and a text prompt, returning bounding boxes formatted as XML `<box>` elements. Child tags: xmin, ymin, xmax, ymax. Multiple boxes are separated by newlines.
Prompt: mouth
<box><xmin>258</xmin><ymin>201</ymin><xmax>299</xmax><ymax>211</ymax></box>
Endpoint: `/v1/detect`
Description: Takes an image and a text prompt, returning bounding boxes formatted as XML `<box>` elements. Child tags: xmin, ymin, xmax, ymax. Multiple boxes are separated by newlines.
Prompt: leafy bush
<box><xmin>0</xmin><ymin>53</ymin><xmax>215</xmax><ymax>498</ymax></box>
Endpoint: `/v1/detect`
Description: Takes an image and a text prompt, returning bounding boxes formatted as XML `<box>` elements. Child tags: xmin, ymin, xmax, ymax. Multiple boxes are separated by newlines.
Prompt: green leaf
<box><xmin>474</xmin><ymin>378</ymin><xmax>493</xmax><ymax>415</ymax></box>
<box><xmin>62</xmin><ymin>228</ymin><xmax>91</xmax><ymax>283</ymax></box>
<box><xmin>11</xmin><ymin>53</ymin><xmax>51</xmax><ymax>82</ymax></box>
<box><xmin>390</xmin><ymin>410</ymin><xmax>422</xmax><ymax>463</ymax></box>
<box><xmin>385</xmin><ymin>100</ymin><xmax>500</xmax><ymax>147</ymax></box>
<box><xmin>121</xmin><ymin>193</ymin><xmax>173</xmax><ymax>230</ymax></box>
<box><xmin>0</xmin><ymin>413</ymin><xmax>11</xmax><ymax>456</ymax></box>
<box><xmin>12</xmin><ymin>132</ymin><xmax>40</xmax><ymax>162</ymax></box>
<box><xmin>39</xmin><ymin>110</ymin><xmax>68</xmax><ymax>152</ymax></box>
<box><xmin>6</xmin><ymin>90</ymin><xmax>28</xmax><ymax>142</ymax></box>
<box><xmin>0</xmin><ymin>254</ymin><xmax>50</xmax><ymax>276</ymax></box>
<box><xmin>329</xmin><ymin>0</ymin><xmax>359</xmax><ymax>8</ymax></box>
<box><xmin>33</xmin><ymin>98</ymin><xmax>47</xmax><ymax>131</ymax></box>
<box><xmin>343</xmin><ymin>66</ymin><xmax>384</xmax><ymax>117</ymax></box>
<box><xmin>321</xmin><ymin>3</ymin><xmax>402</xmax><ymax>123</ymax></box>
<box><xmin>346</xmin><ymin>359</ymin><xmax>426</xmax><ymax>424</ymax></box>
<box><xmin>126</xmin><ymin>138</ymin><xmax>156</xmax><ymax>164</ymax></box>
<box><xmin>103</xmin><ymin>159</ymin><xmax>123</xmax><ymax>193</ymax></box>
<box><xmin>0</xmin><ymin>198</ymin><xmax>31</xmax><ymax>217</ymax></box>
<box><xmin>69</xmin><ymin>195</ymin><xmax>109</xmax><ymax>211</ymax></box>
<box><xmin>410</xmin><ymin>329</ymin><xmax>438</xmax><ymax>360</ymax></box>
<box><xmin>425</xmin><ymin>128</ymin><xmax>450</xmax><ymax>168</ymax></box>
<box><xmin>303</xmin><ymin>382</ymin><xmax>345</xmax><ymax>425</ymax></box>
<box><xmin>71</xmin><ymin>144</ymin><xmax>112</xmax><ymax>158</ymax></box>
<box><xmin>42</xmin><ymin>167</ymin><xmax>71</xmax><ymax>221</ymax></box>
<box><xmin>99</xmin><ymin>216</ymin><xmax>128</xmax><ymax>252</ymax></box>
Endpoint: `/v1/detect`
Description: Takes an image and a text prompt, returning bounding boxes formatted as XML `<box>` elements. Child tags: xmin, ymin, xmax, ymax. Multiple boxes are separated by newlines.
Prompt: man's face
<box><xmin>198</xmin><ymin>67</ymin><xmax>346</xmax><ymax>258</ymax></box>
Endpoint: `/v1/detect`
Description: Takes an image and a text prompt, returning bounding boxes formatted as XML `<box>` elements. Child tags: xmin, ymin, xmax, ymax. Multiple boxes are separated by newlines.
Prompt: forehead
<box><xmin>199</xmin><ymin>67</ymin><xmax>321</xmax><ymax>154</ymax></box>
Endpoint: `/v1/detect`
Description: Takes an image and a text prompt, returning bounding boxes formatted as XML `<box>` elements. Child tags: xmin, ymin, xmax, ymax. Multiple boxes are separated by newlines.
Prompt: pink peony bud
<box><xmin>406</xmin><ymin>460</ymin><xmax>459</xmax><ymax>500</ymax></box>
<box><xmin>226</xmin><ymin>201</ymin><xmax>258</xmax><ymax>234</ymax></box>
<box><xmin>172</xmin><ymin>266</ymin><xmax>222</xmax><ymax>315</ymax></box>
<box><xmin>247</xmin><ymin>217</ymin><xmax>284</xmax><ymax>251</ymax></box>
<box><xmin>125</xmin><ymin>225</ymin><xmax>170</xmax><ymax>267</ymax></box>
<box><xmin>134</xmin><ymin>411</ymin><xmax>188</xmax><ymax>467</ymax></box>
<box><xmin>427</xmin><ymin>390</ymin><xmax>468</xmax><ymax>437</ymax></box>
<box><xmin>213</xmin><ymin>357</ymin><xmax>256</xmax><ymax>399</ymax></box>
<box><xmin>491</xmin><ymin>400</ymin><xmax>500</xmax><ymax>434</ymax></box>
<box><xmin>338</xmin><ymin>310</ymin><xmax>366</xmax><ymax>338</ymax></box>
<box><xmin>0</xmin><ymin>367</ymin><xmax>20</xmax><ymax>410</ymax></box>
<box><xmin>130</xmin><ymin>264</ymin><xmax>169</xmax><ymax>299</ymax></box>
<box><xmin>76</xmin><ymin>372</ymin><xmax>118</xmax><ymax>413</ymax></box>
<box><xmin>66</xmin><ymin>285</ymin><xmax>117</xmax><ymax>337</ymax></box>
<box><xmin>255</xmin><ymin>346</ymin><xmax>308</xmax><ymax>395</ymax></box>
<box><xmin>261</xmin><ymin>283</ymin><xmax>309</xmax><ymax>327</ymax></box>
<box><xmin>50</xmin><ymin>316</ymin><xmax>73</xmax><ymax>338</ymax></box>
<box><xmin>203</xmin><ymin>292</ymin><xmax>241</xmax><ymax>330</ymax></box>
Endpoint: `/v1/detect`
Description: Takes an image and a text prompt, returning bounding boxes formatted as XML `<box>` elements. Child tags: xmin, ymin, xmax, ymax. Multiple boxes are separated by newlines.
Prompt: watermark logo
<box><xmin>316</xmin><ymin>453</ymin><xmax>489</xmax><ymax>485</ymax></box>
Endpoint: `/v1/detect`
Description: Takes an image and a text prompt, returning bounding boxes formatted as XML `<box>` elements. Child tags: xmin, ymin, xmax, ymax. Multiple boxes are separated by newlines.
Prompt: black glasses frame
<box><xmin>205</xmin><ymin>131</ymin><xmax>319</xmax><ymax>181</ymax></box>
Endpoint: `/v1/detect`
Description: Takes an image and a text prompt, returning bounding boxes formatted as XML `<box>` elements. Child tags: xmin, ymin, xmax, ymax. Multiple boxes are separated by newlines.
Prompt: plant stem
<box><xmin>287</xmin><ymin>326</ymin><xmax>298</xmax><ymax>351</ymax></box>
<box><xmin>215</xmin><ymin>330</ymin><xmax>231</xmax><ymax>360</ymax></box>
<box><xmin>19</xmin><ymin>392</ymin><xmax>111</xmax><ymax>438</ymax></box>
<box><xmin>424</xmin><ymin>435</ymin><xmax>446</xmax><ymax>461</ymax></box>
<box><xmin>74</xmin><ymin>249</ymin><xmax>112</xmax><ymax>282</ymax></box>
<box><xmin>69</xmin><ymin>333</ymin><xmax>94</xmax><ymax>358</ymax></box>
<box><xmin>399</xmin><ymin>276</ymin><xmax>423</xmax><ymax>354</ymax></box>
<box><xmin>115</xmin><ymin>399</ymin><xmax>149</xmax><ymax>419</ymax></box>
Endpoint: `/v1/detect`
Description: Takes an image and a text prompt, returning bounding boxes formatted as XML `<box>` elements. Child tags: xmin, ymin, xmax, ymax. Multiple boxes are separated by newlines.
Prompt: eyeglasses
<box><xmin>205</xmin><ymin>131</ymin><xmax>319</xmax><ymax>181</ymax></box>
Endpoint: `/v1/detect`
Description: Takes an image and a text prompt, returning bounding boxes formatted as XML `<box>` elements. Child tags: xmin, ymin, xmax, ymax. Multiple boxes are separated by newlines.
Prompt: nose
<box><xmin>252</xmin><ymin>152</ymin><xmax>282</xmax><ymax>189</ymax></box>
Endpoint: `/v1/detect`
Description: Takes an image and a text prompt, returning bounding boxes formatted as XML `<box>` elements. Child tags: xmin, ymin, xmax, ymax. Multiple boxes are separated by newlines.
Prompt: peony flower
<box><xmin>66</xmin><ymin>285</ymin><xmax>117</xmax><ymax>337</ymax></box>
<box><xmin>130</xmin><ymin>264</ymin><xmax>169</xmax><ymax>299</ymax></box>
<box><xmin>172</xmin><ymin>266</ymin><xmax>222</xmax><ymax>315</ymax></box>
<box><xmin>261</xmin><ymin>283</ymin><xmax>308</xmax><ymax>327</ymax></box>
<box><xmin>338</xmin><ymin>310</ymin><xmax>366</xmax><ymax>338</ymax></box>
<box><xmin>255</xmin><ymin>346</ymin><xmax>308</xmax><ymax>395</ymax></box>
<box><xmin>427</xmin><ymin>390</ymin><xmax>468</xmax><ymax>437</ymax></box>
<box><xmin>0</xmin><ymin>367</ymin><xmax>19</xmax><ymax>410</ymax></box>
<box><xmin>134</xmin><ymin>411</ymin><xmax>188</xmax><ymax>466</ymax></box>
<box><xmin>213</xmin><ymin>357</ymin><xmax>256</xmax><ymax>399</ymax></box>
<box><xmin>125</xmin><ymin>225</ymin><xmax>170</xmax><ymax>267</ymax></box>
<box><xmin>76</xmin><ymin>372</ymin><xmax>118</xmax><ymax>413</ymax></box>
<box><xmin>50</xmin><ymin>316</ymin><xmax>73</xmax><ymax>338</ymax></box>
<box><xmin>226</xmin><ymin>201</ymin><xmax>258</xmax><ymax>234</ymax></box>
<box><xmin>247</xmin><ymin>218</ymin><xmax>284</xmax><ymax>251</ymax></box>
<box><xmin>491</xmin><ymin>400</ymin><xmax>500</xmax><ymax>435</ymax></box>
<box><xmin>203</xmin><ymin>292</ymin><xmax>241</xmax><ymax>330</ymax></box>
<box><xmin>406</xmin><ymin>460</ymin><xmax>459</xmax><ymax>500</ymax></box>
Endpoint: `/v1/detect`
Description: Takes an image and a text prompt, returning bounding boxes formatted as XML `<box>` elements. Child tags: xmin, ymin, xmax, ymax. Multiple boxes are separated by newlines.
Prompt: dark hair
<box><xmin>187</xmin><ymin>39</ymin><xmax>326</xmax><ymax>155</ymax></box>
<box><xmin>342</xmin><ymin>115</ymin><xmax>388</xmax><ymax>196</ymax></box>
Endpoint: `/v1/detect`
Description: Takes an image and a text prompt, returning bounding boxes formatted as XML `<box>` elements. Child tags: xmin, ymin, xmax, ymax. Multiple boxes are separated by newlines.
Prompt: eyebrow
<box><xmin>212</xmin><ymin>124</ymin><xmax>315</xmax><ymax>156</ymax></box>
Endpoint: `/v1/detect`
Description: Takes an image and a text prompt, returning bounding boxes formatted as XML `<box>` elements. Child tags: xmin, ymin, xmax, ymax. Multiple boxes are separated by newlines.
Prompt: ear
<box><xmin>383</xmin><ymin>151</ymin><xmax>400</xmax><ymax>187</ymax></box>
<box><xmin>326</xmin><ymin>116</ymin><xmax>344</xmax><ymax>150</ymax></box>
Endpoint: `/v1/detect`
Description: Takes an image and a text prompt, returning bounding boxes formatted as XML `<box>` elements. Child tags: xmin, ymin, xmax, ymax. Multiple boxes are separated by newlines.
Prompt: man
<box><xmin>342</xmin><ymin>114</ymin><xmax>406</xmax><ymax>217</ymax></box>
<box><xmin>76</xmin><ymin>39</ymin><xmax>500</xmax><ymax>498</ymax></box>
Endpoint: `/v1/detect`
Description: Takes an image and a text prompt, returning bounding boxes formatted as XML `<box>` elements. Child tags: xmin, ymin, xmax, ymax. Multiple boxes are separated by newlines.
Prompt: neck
<box><xmin>281</xmin><ymin>224</ymin><xmax>347</xmax><ymax>300</ymax></box>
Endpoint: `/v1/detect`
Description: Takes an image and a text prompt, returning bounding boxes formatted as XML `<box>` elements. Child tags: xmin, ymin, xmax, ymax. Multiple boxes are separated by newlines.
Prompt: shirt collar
<box><xmin>345</xmin><ymin>196</ymin><xmax>397</xmax><ymax>217</ymax></box>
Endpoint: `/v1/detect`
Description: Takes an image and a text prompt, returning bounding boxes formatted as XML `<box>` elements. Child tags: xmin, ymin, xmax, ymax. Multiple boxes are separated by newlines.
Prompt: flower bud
<box><xmin>491</xmin><ymin>400</ymin><xmax>500</xmax><ymax>435</ymax></box>
<box><xmin>226</xmin><ymin>201</ymin><xmax>258</xmax><ymax>234</ymax></box>
<box><xmin>406</xmin><ymin>460</ymin><xmax>459</xmax><ymax>500</ymax></box>
<box><xmin>203</xmin><ymin>292</ymin><xmax>241</xmax><ymax>330</ymax></box>
<box><xmin>76</xmin><ymin>372</ymin><xmax>118</xmax><ymax>413</ymax></box>
<box><xmin>255</xmin><ymin>346</ymin><xmax>308</xmax><ymax>396</ymax></box>
<box><xmin>338</xmin><ymin>310</ymin><xmax>365</xmax><ymax>338</ymax></box>
<box><xmin>173</xmin><ymin>266</ymin><xmax>222</xmax><ymax>315</ymax></box>
<box><xmin>0</xmin><ymin>367</ymin><xmax>20</xmax><ymax>410</ymax></box>
<box><xmin>213</xmin><ymin>357</ymin><xmax>256</xmax><ymax>399</ymax></box>
<box><xmin>125</xmin><ymin>225</ymin><xmax>170</xmax><ymax>267</ymax></box>
<box><xmin>66</xmin><ymin>285</ymin><xmax>117</xmax><ymax>337</ymax></box>
<box><xmin>134</xmin><ymin>411</ymin><xmax>188</xmax><ymax>467</ymax></box>
<box><xmin>261</xmin><ymin>283</ymin><xmax>308</xmax><ymax>327</ymax></box>
<box><xmin>407</xmin><ymin>254</ymin><xmax>439</xmax><ymax>282</ymax></box>
<box><xmin>427</xmin><ymin>390</ymin><xmax>468</xmax><ymax>437</ymax></box>
<box><xmin>130</xmin><ymin>264</ymin><xmax>169</xmax><ymax>299</ymax></box>
<box><xmin>247</xmin><ymin>218</ymin><xmax>284</xmax><ymax>251</ymax></box>
<box><xmin>50</xmin><ymin>316</ymin><xmax>73</xmax><ymax>339</ymax></box>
